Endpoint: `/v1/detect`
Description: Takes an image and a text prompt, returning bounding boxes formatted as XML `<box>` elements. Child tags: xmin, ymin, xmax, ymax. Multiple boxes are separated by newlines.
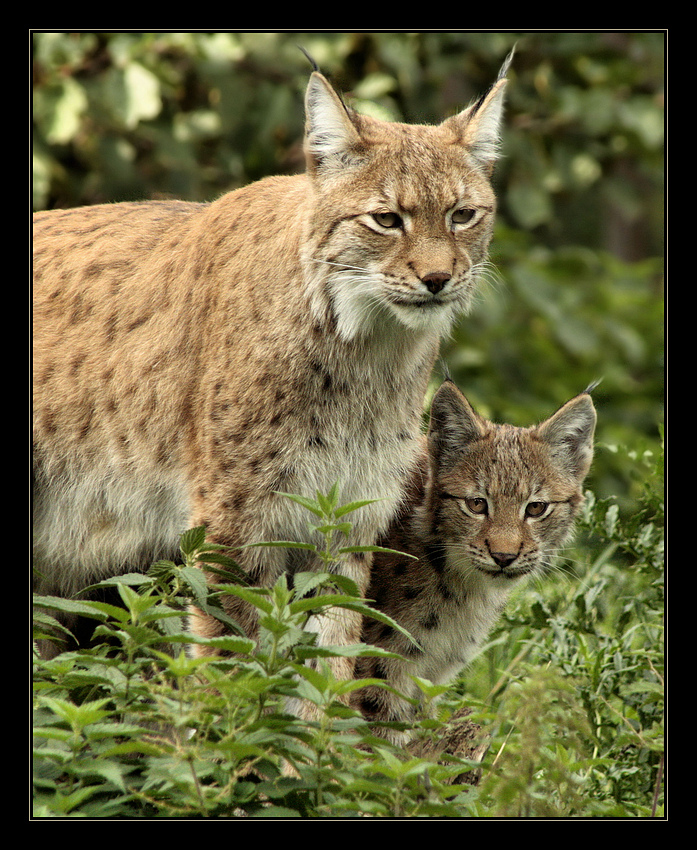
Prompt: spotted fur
<box><xmin>353</xmin><ymin>380</ymin><xmax>596</xmax><ymax>744</ymax></box>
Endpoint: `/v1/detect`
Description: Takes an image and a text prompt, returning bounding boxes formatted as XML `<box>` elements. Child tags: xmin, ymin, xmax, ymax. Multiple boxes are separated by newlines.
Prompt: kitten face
<box><xmin>427</xmin><ymin>381</ymin><xmax>597</xmax><ymax>587</ymax></box>
<box><xmin>436</xmin><ymin>453</ymin><xmax>585</xmax><ymax>583</ymax></box>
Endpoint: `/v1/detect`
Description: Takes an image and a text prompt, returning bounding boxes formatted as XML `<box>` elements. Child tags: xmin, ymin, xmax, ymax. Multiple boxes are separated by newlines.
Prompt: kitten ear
<box><xmin>428</xmin><ymin>380</ymin><xmax>485</xmax><ymax>471</ymax></box>
<box><xmin>536</xmin><ymin>393</ymin><xmax>597</xmax><ymax>480</ymax></box>
<box><xmin>304</xmin><ymin>72</ymin><xmax>362</xmax><ymax>174</ymax></box>
<box><xmin>443</xmin><ymin>49</ymin><xmax>513</xmax><ymax>174</ymax></box>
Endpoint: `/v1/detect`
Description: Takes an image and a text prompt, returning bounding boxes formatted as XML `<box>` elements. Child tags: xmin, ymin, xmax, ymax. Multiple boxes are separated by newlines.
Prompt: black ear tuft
<box><xmin>298</xmin><ymin>45</ymin><xmax>320</xmax><ymax>73</ymax></box>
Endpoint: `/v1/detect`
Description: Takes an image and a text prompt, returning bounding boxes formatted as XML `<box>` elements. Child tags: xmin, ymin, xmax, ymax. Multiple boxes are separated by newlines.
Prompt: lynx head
<box><xmin>301</xmin><ymin>53</ymin><xmax>513</xmax><ymax>342</ymax></box>
<box><xmin>425</xmin><ymin>379</ymin><xmax>596</xmax><ymax>584</ymax></box>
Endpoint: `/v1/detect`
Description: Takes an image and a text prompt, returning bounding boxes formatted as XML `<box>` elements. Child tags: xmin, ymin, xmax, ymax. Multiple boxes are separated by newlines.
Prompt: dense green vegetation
<box><xmin>33</xmin><ymin>476</ymin><xmax>664</xmax><ymax>817</ymax></box>
<box><xmin>32</xmin><ymin>31</ymin><xmax>665</xmax><ymax>818</ymax></box>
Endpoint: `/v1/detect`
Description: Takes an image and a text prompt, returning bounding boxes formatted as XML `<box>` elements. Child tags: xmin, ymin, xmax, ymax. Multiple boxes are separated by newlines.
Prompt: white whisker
<box><xmin>310</xmin><ymin>257</ymin><xmax>371</xmax><ymax>273</ymax></box>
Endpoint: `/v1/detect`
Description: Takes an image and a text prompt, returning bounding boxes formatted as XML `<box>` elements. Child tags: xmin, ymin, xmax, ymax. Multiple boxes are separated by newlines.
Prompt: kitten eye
<box><xmin>464</xmin><ymin>497</ymin><xmax>488</xmax><ymax>515</ymax></box>
<box><xmin>451</xmin><ymin>208</ymin><xmax>477</xmax><ymax>226</ymax></box>
<box><xmin>525</xmin><ymin>501</ymin><xmax>549</xmax><ymax>518</ymax></box>
<box><xmin>372</xmin><ymin>212</ymin><xmax>402</xmax><ymax>229</ymax></box>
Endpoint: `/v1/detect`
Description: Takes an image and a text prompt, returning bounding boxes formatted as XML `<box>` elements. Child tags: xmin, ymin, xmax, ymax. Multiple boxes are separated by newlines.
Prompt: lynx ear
<box><xmin>536</xmin><ymin>393</ymin><xmax>597</xmax><ymax>480</ymax></box>
<box><xmin>304</xmin><ymin>72</ymin><xmax>362</xmax><ymax>174</ymax></box>
<box><xmin>428</xmin><ymin>381</ymin><xmax>485</xmax><ymax>471</ymax></box>
<box><xmin>443</xmin><ymin>49</ymin><xmax>514</xmax><ymax>174</ymax></box>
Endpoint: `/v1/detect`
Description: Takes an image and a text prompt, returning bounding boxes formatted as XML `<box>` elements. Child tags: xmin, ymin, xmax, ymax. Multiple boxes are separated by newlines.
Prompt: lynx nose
<box><xmin>421</xmin><ymin>272</ymin><xmax>451</xmax><ymax>294</ymax></box>
<box><xmin>491</xmin><ymin>551</ymin><xmax>518</xmax><ymax>569</ymax></box>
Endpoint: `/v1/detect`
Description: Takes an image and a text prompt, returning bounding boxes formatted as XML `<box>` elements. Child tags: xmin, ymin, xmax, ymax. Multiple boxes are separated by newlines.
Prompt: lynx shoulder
<box><xmin>353</xmin><ymin>380</ymin><xmax>596</xmax><ymax>743</ymax></box>
<box><xmin>33</xmin><ymin>56</ymin><xmax>512</xmax><ymax>664</ymax></box>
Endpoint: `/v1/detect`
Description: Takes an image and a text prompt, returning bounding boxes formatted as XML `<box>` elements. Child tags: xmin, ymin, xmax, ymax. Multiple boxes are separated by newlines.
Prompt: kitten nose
<box><xmin>421</xmin><ymin>272</ymin><xmax>451</xmax><ymax>294</ymax></box>
<box><xmin>491</xmin><ymin>552</ymin><xmax>518</xmax><ymax>569</ymax></box>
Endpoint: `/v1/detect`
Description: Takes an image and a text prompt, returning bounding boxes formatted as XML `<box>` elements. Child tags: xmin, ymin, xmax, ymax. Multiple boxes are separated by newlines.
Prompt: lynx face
<box><xmin>302</xmin><ymin>64</ymin><xmax>510</xmax><ymax>342</ymax></box>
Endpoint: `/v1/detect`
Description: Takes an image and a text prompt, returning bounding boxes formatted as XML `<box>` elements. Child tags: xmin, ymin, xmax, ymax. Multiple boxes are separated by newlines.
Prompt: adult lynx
<box><xmin>353</xmin><ymin>380</ymin><xmax>596</xmax><ymax>743</ymax></box>
<box><xmin>33</xmin><ymin>55</ymin><xmax>511</xmax><ymax>667</ymax></box>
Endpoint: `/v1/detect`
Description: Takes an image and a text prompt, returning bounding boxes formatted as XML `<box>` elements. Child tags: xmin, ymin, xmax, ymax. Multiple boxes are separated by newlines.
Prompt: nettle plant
<box><xmin>32</xmin><ymin>443</ymin><xmax>665</xmax><ymax>819</ymax></box>
<box><xmin>33</xmin><ymin>486</ymin><xmax>481</xmax><ymax>818</ymax></box>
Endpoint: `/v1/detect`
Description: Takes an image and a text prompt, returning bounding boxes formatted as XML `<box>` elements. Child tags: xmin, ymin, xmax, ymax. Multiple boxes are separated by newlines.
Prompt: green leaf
<box><xmin>77</xmin><ymin>760</ymin><xmax>130</xmax><ymax>793</ymax></box>
<box><xmin>183</xmin><ymin>595</ymin><xmax>248</xmax><ymax>636</ymax></box>
<box><xmin>149</xmin><ymin>648</ymin><xmax>211</xmax><ymax>678</ymax></box>
<box><xmin>33</xmin><ymin>594</ymin><xmax>123</xmax><ymax>623</ymax></box>
<box><xmin>295</xmin><ymin>644</ymin><xmax>405</xmax><ymax>661</ymax></box>
<box><xmin>315</xmin><ymin>486</ymin><xmax>338</xmax><ymax>516</ymax></box>
<box><xmin>178</xmin><ymin>565</ymin><xmax>210</xmax><ymax>604</ymax></box>
<box><xmin>291</xmin><ymin>571</ymin><xmax>331</xmax><ymax>599</ymax></box>
<box><xmin>195</xmin><ymin>551</ymin><xmax>241</xmax><ymax>567</ymax></box>
<box><xmin>313</xmin><ymin>522</ymin><xmax>352</xmax><ymax>536</ymax></box>
<box><xmin>120</xmin><ymin>61</ymin><xmax>162</xmax><ymax>128</ymax></box>
<box><xmin>289</xmin><ymin>594</ymin><xmax>362</xmax><ymax>615</ymax></box>
<box><xmin>185</xmin><ymin>634</ymin><xmax>256</xmax><ymax>655</ymax></box>
<box><xmin>215</xmin><ymin>584</ymin><xmax>274</xmax><ymax>615</ymax></box>
<box><xmin>318</xmin><ymin>572</ymin><xmax>361</xmax><ymax>597</ymax></box>
<box><xmin>242</xmin><ymin>540</ymin><xmax>317</xmax><ymax>552</ymax></box>
<box><xmin>194</xmin><ymin>552</ymin><xmax>249</xmax><ymax>583</ymax></box>
<box><xmin>179</xmin><ymin>525</ymin><xmax>207</xmax><ymax>556</ymax></box>
<box><xmin>604</xmin><ymin>503</ymin><xmax>620</xmax><ymax>538</ymax></box>
<box><xmin>333</xmin><ymin>498</ymin><xmax>381</xmax><ymax>518</ymax></box>
<box><xmin>273</xmin><ymin>491</ymin><xmax>325</xmax><ymax>518</ymax></box>
<box><xmin>43</xmin><ymin>77</ymin><xmax>88</xmax><ymax>144</ymax></box>
<box><xmin>250</xmin><ymin>806</ymin><xmax>302</xmax><ymax>818</ymax></box>
<box><xmin>52</xmin><ymin>784</ymin><xmax>104</xmax><ymax>814</ymax></box>
<box><xmin>339</xmin><ymin>545</ymin><xmax>418</xmax><ymax>559</ymax></box>
<box><xmin>39</xmin><ymin>696</ymin><xmax>112</xmax><ymax>730</ymax></box>
<box><xmin>79</xmin><ymin>572</ymin><xmax>153</xmax><ymax>594</ymax></box>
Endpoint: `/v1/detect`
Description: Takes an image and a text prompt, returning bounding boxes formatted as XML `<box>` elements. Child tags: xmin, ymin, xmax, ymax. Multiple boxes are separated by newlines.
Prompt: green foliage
<box><xmin>34</xmin><ymin>470</ymin><xmax>663</xmax><ymax>818</ymax></box>
<box><xmin>33</xmin><ymin>493</ymin><xmax>480</xmax><ymax>818</ymax></box>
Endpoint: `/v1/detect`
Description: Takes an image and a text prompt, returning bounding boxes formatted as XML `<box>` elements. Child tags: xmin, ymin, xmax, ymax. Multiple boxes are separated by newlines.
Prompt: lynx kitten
<box><xmin>353</xmin><ymin>380</ymin><xmax>596</xmax><ymax>743</ymax></box>
<box><xmin>33</xmin><ymin>55</ymin><xmax>511</xmax><ymax>667</ymax></box>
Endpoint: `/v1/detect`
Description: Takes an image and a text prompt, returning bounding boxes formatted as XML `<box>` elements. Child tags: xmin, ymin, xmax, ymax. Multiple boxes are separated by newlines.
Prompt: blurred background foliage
<box><xmin>32</xmin><ymin>31</ymin><xmax>665</xmax><ymax>513</ymax></box>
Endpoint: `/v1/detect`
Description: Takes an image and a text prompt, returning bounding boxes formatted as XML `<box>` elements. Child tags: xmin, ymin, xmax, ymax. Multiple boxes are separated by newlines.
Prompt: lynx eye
<box><xmin>451</xmin><ymin>208</ymin><xmax>477</xmax><ymax>226</ymax></box>
<box><xmin>525</xmin><ymin>501</ymin><xmax>549</xmax><ymax>518</ymax></box>
<box><xmin>372</xmin><ymin>211</ymin><xmax>402</xmax><ymax>229</ymax></box>
<box><xmin>464</xmin><ymin>497</ymin><xmax>488</xmax><ymax>516</ymax></box>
